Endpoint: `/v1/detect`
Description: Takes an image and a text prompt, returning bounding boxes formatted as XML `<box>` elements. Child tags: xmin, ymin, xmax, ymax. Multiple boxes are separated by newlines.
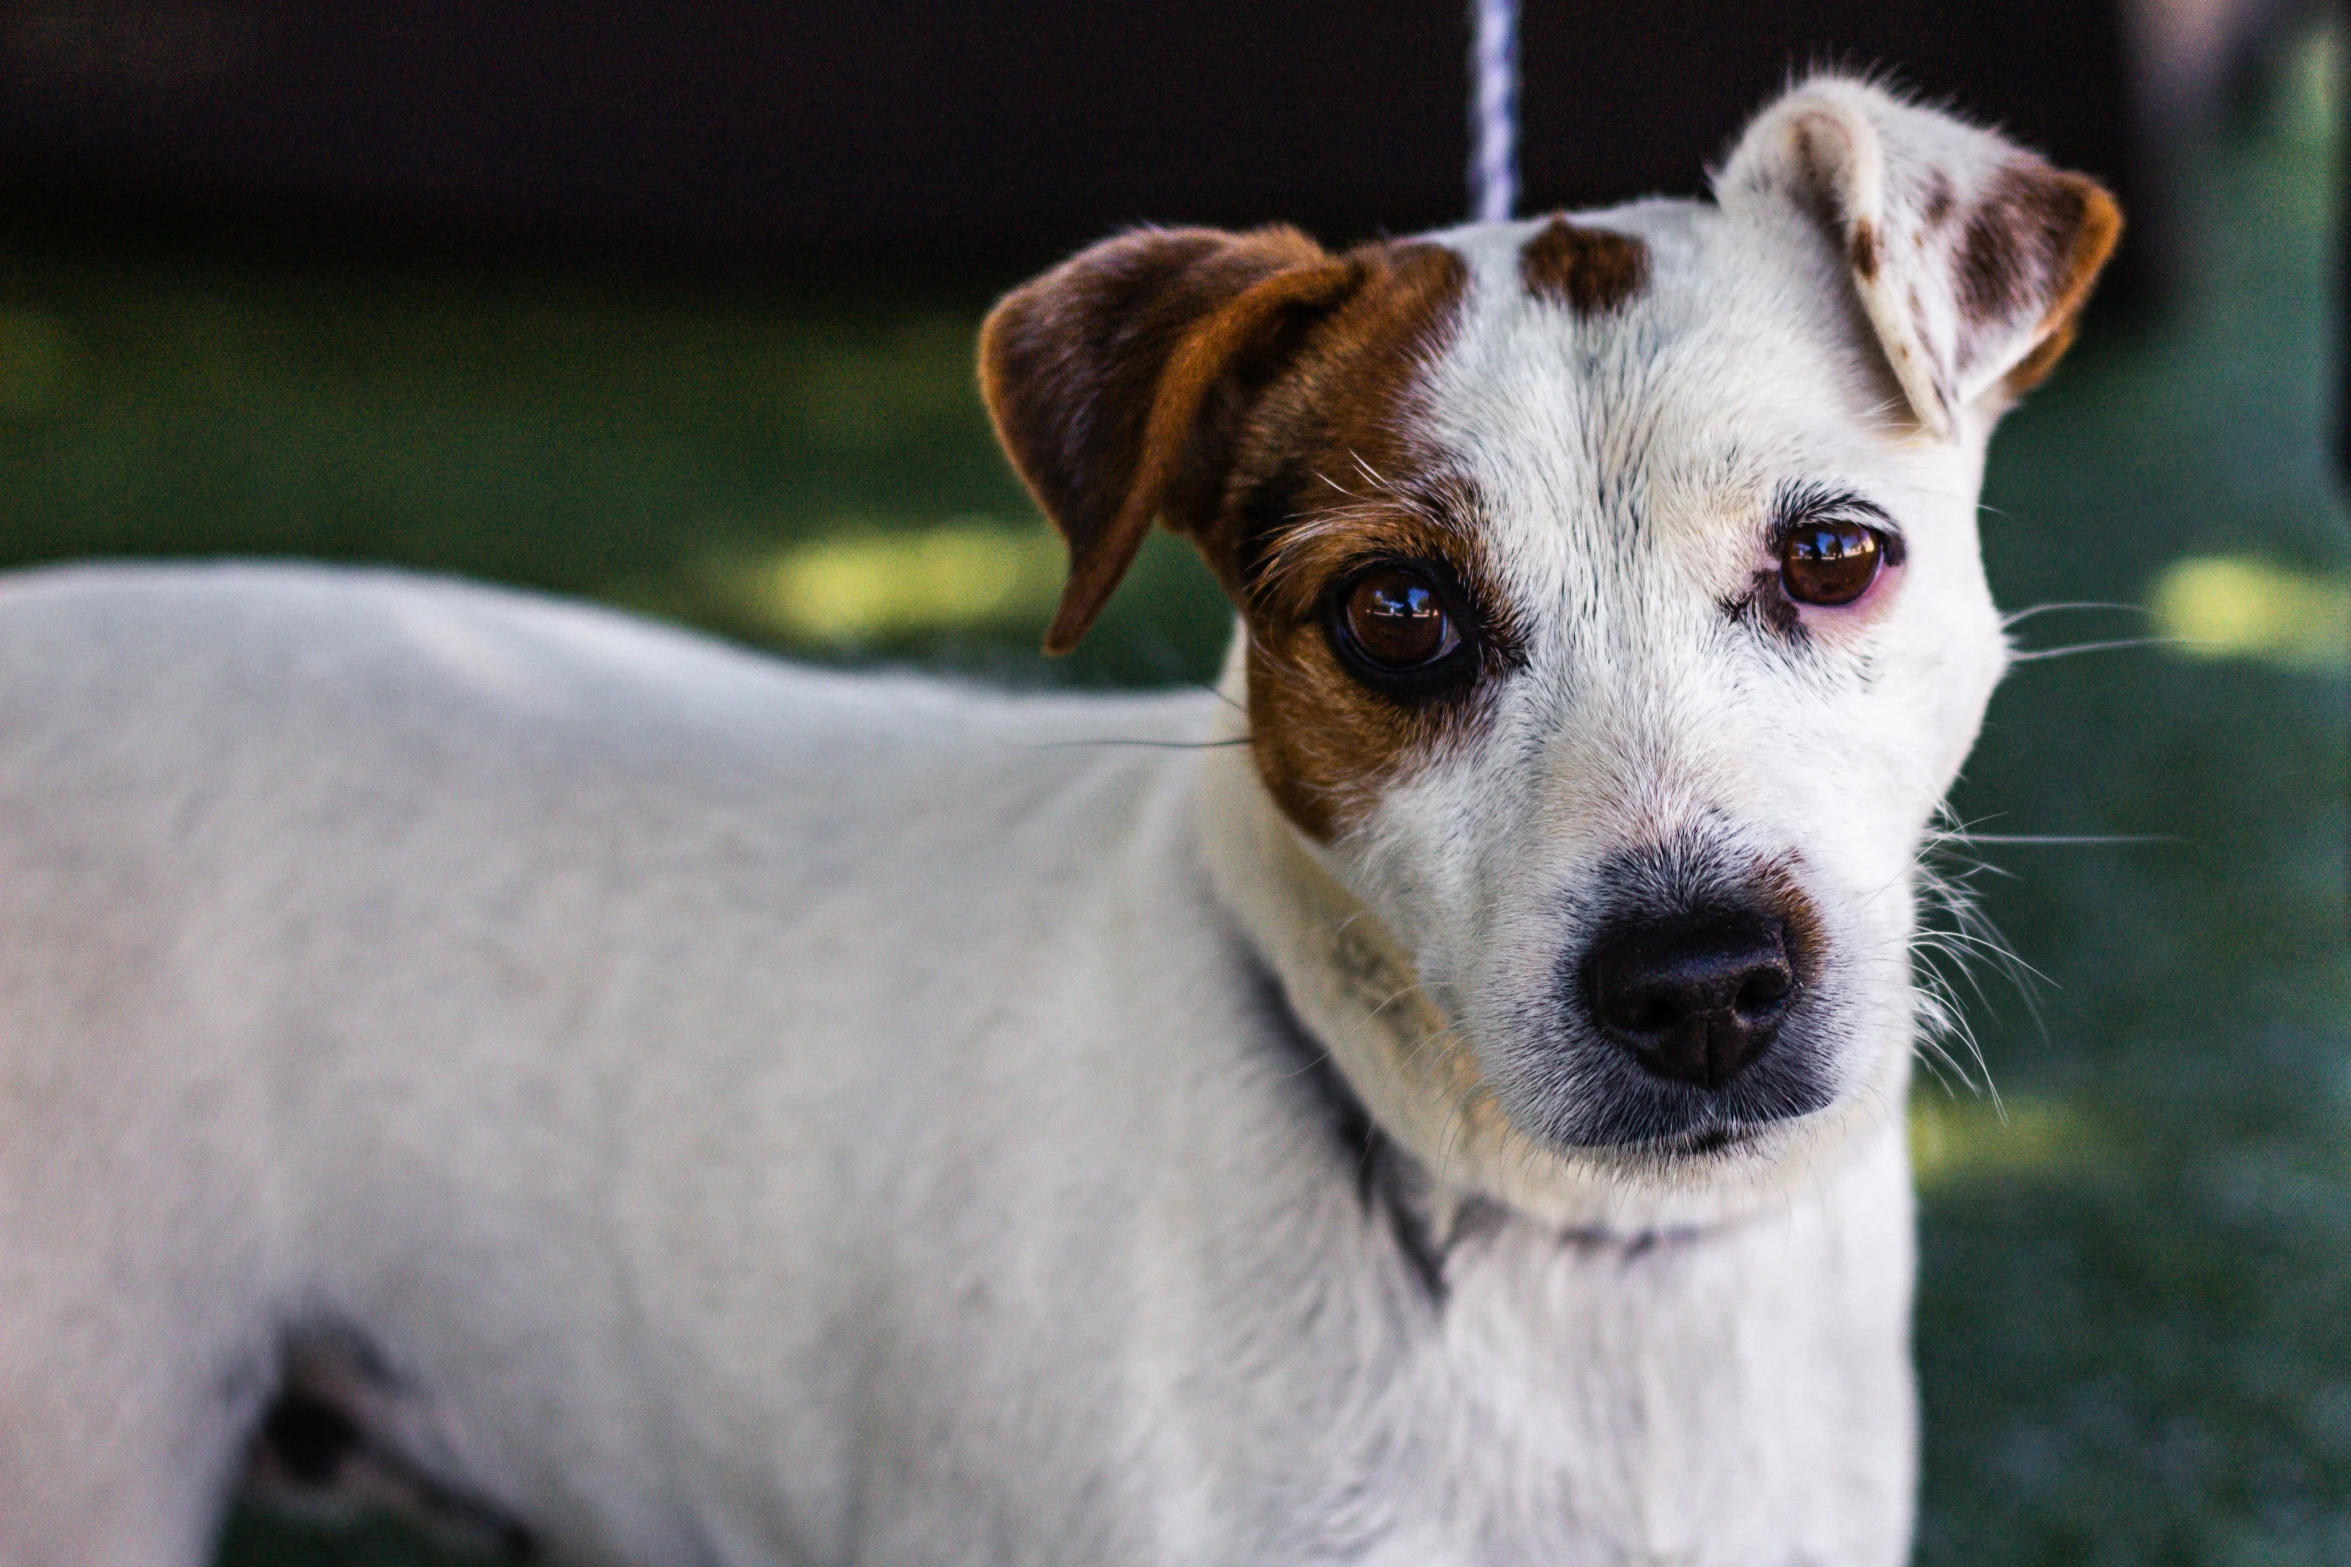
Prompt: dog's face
<box><xmin>982</xmin><ymin>80</ymin><xmax>2118</xmax><ymax>1170</ymax></box>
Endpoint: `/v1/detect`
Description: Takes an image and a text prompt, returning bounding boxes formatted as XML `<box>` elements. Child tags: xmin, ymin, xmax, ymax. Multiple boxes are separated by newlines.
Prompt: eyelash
<box><xmin>1765</xmin><ymin>489</ymin><xmax>1906</xmax><ymax>568</ymax></box>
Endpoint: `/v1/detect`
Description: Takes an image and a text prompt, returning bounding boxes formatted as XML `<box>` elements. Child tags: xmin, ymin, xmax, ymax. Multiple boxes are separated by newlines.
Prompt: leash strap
<box><xmin>1469</xmin><ymin>0</ymin><xmax>1520</xmax><ymax>221</ymax></box>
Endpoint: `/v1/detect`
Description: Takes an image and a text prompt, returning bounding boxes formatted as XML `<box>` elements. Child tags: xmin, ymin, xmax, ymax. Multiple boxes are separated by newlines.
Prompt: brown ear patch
<box><xmin>1990</xmin><ymin>171</ymin><xmax>2122</xmax><ymax>395</ymax></box>
<box><xmin>1955</xmin><ymin>164</ymin><xmax>2101</xmax><ymax>326</ymax></box>
<box><xmin>1519</xmin><ymin>217</ymin><xmax>1651</xmax><ymax>316</ymax></box>
<box><xmin>1920</xmin><ymin>170</ymin><xmax>1957</xmax><ymax>228</ymax></box>
<box><xmin>1953</xmin><ymin>164</ymin><xmax>2123</xmax><ymax>390</ymax></box>
<box><xmin>1848</xmin><ymin>218</ymin><xmax>1881</xmax><ymax>283</ymax></box>
<box><xmin>1718</xmin><ymin>79</ymin><xmax>2122</xmax><ymax>433</ymax></box>
<box><xmin>978</xmin><ymin>225</ymin><xmax>1355</xmax><ymax>656</ymax></box>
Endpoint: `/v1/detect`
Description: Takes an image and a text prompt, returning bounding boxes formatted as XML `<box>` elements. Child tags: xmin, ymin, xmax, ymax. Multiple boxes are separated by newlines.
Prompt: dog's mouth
<box><xmin>1503</xmin><ymin>1041</ymin><xmax>1841</xmax><ymax>1158</ymax></box>
<box><xmin>1617</xmin><ymin>1114</ymin><xmax>1806</xmax><ymax>1166</ymax></box>
<box><xmin>1651</xmin><ymin>1122</ymin><xmax>1759</xmax><ymax>1157</ymax></box>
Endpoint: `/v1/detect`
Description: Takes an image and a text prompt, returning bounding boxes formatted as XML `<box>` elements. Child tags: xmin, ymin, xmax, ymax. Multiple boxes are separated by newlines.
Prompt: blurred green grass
<box><xmin>1912</xmin><ymin>35</ymin><xmax>2350</xmax><ymax>1566</ymax></box>
<box><xmin>0</xmin><ymin>253</ymin><xmax>1231</xmax><ymax>692</ymax></box>
<box><xmin>1</xmin><ymin>31</ymin><xmax>2344</xmax><ymax>1567</ymax></box>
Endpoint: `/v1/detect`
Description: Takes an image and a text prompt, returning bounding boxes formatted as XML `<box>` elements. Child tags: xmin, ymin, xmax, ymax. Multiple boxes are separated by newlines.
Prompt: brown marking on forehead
<box><xmin>1520</xmin><ymin>217</ymin><xmax>1651</xmax><ymax>316</ymax></box>
<box><xmin>1200</xmin><ymin>240</ymin><xmax>1519</xmax><ymax>841</ymax></box>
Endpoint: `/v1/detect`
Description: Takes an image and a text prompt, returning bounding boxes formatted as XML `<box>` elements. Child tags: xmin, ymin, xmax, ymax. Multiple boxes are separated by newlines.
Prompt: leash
<box><xmin>1469</xmin><ymin>0</ymin><xmax>1520</xmax><ymax>221</ymax></box>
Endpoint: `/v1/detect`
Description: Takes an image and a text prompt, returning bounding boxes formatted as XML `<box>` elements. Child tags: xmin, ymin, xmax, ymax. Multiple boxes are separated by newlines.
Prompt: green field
<box><xmin>0</xmin><ymin>34</ymin><xmax>2342</xmax><ymax>1567</ymax></box>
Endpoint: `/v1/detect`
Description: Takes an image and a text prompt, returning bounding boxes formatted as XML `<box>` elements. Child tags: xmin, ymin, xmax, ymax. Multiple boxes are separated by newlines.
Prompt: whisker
<box><xmin>1905</xmin><ymin>810</ymin><xmax>2062</xmax><ymax>1111</ymax></box>
<box><xmin>1925</xmin><ymin>929</ymin><xmax>2054</xmax><ymax>981</ymax></box>
<box><xmin>1010</xmin><ymin>736</ymin><xmax>1256</xmax><ymax>751</ymax></box>
<box><xmin>1955</xmin><ymin>832</ymin><xmax>2178</xmax><ymax>846</ymax></box>
<box><xmin>1910</xmin><ymin>953</ymin><xmax>2001</xmax><ymax>1112</ymax></box>
<box><xmin>2008</xmin><ymin>636</ymin><xmax>2183</xmax><ymax>662</ymax></box>
<box><xmin>2000</xmin><ymin>600</ymin><xmax>2149</xmax><ymax>628</ymax></box>
<box><xmin>1910</xmin><ymin>1004</ymin><xmax>1982</xmax><ymax>1097</ymax></box>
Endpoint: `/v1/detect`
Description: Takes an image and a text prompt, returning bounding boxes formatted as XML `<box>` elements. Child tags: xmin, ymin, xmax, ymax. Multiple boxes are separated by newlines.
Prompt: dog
<box><xmin>0</xmin><ymin>77</ymin><xmax>2115</xmax><ymax>1566</ymax></box>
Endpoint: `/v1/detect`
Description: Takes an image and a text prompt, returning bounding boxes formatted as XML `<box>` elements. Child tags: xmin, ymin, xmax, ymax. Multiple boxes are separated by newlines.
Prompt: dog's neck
<box><xmin>1191</xmin><ymin>636</ymin><xmax>1909</xmax><ymax>1235</ymax></box>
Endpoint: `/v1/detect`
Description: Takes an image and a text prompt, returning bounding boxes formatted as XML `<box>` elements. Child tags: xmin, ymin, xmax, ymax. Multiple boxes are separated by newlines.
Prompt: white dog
<box><xmin>0</xmin><ymin>78</ymin><xmax>2115</xmax><ymax>1566</ymax></box>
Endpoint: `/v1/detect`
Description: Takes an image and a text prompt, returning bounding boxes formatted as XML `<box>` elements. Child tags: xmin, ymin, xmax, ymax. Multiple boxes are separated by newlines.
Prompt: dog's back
<box><xmin>0</xmin><ymin>562</ymin><xmax>1266</xmax><ymax>1560</ymax></box>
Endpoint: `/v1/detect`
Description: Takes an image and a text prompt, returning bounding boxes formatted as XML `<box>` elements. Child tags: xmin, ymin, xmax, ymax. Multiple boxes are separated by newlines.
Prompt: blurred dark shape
<box><xmin>0</xmin><ymin>0</ymin><xmax>2131</xmax><ymax>291</ymax></box>
<box><xmin>0</xmin><ymin>1</ymin><xmax>2312</xmax><ymax>300</ymax></box>
<box><xmin>0</xmin><ymin>0</ymin><xmax>1471</xmax><ymax>286</ymax></box>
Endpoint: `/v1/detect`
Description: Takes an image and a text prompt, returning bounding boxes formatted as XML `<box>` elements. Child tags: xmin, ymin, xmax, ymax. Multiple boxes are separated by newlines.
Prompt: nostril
<box><xmin>1735</xmin><ymin>963</ymin><xmax>1793</xmax><ymax>1019</ymax></box>
<box><xmin>1585</xmin><ymin>911</ymin><xmax>1798</xmax><ymax>1088</ymax></box>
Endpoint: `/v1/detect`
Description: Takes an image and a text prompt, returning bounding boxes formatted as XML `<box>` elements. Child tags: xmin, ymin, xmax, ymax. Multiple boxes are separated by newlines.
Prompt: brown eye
<box><xmin>1779</xmin><ymin>520</ymin><xmax>1886</xmax><ymax>606</ymax></box>
<box><xmin>1340</xmin><ymin>565</ymin><xmax>1459</xmax><ymax>671</ymax></box>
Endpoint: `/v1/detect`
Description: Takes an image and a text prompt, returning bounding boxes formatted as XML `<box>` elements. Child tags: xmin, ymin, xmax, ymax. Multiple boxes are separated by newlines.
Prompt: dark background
<box><xmin>0</xmin><ymin>0</ymin><xmax>2146</xmax><ymax>288</ymax></box>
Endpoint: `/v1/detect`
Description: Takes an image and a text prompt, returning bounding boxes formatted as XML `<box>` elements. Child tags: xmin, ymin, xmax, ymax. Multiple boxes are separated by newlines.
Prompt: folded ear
<box><xmin>980</xmin><ymin>226</ymin><xmax>1356</xmax><ymax>653</ymax></box>
<box><xmin>1717</xmin><ymin>77</ymin><xmax>2121</xmax><ymax>440</ymax></box>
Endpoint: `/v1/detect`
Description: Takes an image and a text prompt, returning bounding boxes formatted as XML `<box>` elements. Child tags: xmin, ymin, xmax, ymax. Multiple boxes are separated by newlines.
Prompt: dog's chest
<box><xmin>1232</xmin><ymin>1156</ymin><xmax>1919</xmax><ymax>1567</ymax></box>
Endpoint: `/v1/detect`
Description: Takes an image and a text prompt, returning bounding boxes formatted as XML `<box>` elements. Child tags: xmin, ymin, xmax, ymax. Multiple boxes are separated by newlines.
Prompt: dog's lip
<box><xmin>1625</xmin><ymin>1120</ymin><xmax>1768</xmax><ymax>1159</ymax></box>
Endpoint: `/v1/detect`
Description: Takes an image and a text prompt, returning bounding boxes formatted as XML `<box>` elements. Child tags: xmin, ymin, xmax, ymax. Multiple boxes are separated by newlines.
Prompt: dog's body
<box><xmin>0</xmin><ymin>81</ymin><xmax>2115</xmax><ymax>1566</ymax></box>
<box><xmin>0</xmin><ymin>566</ymin><xmax>1915</xmax><ymax>1565</ymax></box>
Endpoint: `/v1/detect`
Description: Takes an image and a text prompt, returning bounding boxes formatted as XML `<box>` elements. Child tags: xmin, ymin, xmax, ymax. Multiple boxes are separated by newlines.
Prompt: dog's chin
<box><xmin>1637</xmin><ymin>1121</ymin><xmax>1769</xmax><ymax>1160</ymax></box>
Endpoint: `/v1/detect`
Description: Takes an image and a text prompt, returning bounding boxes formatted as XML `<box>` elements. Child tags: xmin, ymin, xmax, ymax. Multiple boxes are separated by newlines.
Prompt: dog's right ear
<box><xmin>1717</xmin><ymin>77</ymin><xmax>2121</xmax><ymax>441</ymax></box>
<box><xmin>980</xmin><ymin>226</ymin><xmax>1356</xmax><ymax>654</ymax></box>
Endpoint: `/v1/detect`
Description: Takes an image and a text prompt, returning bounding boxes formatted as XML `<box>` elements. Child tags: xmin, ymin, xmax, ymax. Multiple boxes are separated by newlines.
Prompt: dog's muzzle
<box><xmin>1506</xmin><ymin>840</ymin><xmax>1843</xmax><ymax>1154</ymax></box>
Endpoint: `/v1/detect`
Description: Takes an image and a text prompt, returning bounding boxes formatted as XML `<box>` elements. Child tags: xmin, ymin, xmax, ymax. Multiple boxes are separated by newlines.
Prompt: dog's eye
<box><xmin>1779</xmin><ymin>521</ymin><xmax>1885</xmax><ymax>606</ymax></box>
<box><xmin>1338</xmin><ymin>566</ymin><xmax>1460</xmax><ymax>672</ymax></box>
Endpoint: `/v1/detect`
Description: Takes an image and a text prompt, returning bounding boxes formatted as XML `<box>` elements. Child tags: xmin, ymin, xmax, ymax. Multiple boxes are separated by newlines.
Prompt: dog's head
<box><xmin>980</xmin><ymin>80</ymin><xmax>2117</xmax><ymax>1198</ymax></box>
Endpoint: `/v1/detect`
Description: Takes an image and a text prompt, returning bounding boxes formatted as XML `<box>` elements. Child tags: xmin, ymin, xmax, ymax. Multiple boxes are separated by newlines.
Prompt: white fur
<box><xmin>0</xmin><ymin>79</ymin><xmax>2092</xmax><ymax>1567</ymax></box>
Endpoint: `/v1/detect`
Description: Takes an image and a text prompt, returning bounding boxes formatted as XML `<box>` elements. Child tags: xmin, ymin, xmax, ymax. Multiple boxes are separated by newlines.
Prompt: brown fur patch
<box><xmin>982</xmin><ymin>228</ymin><xmax>1492</xmax><ymax>842</ymax></box>
<box><xmin>1780</xmin><ymin>111</ymin><xmax>1850</xmax><ymax>230</ymax></box>
<box><xmin>1242</xmin><ymin>491</ymin><xmax>1514</xmax><ymax>840</ymax></box>
<box><xmin>1208</xmin><ymin>243</ymin><xmax>1522</xmax><ymax>841</ymax></box>
<box><xmin>1955</xmin><ymin>163</ymin><xmax>2110</xmax><ymax>329</ymax></box>
<box><xmin>979</xmin><ymin>226</ymin><xmax>1353</xmax><ymax>654</ymax></box>
<box><xmin>1754</xmin><ymin>854</ymin><xmax>1828</xmax><ymax>994</ymax></box>
<box><xmin>1920</xmin><ymin>170</ymin><xmax>1956</xmax><ymax>228</ymax></box>
<box><xmin>1847</xmin><ymin>218</ymin><xmax>1880</xmax><ymax>283</ymax></box>
<box><xmin>2003</xmin><ymin>174</ymin><xmax>2122</xmax><ymax>394</ymax></box>
<box><xmin>1520</xmin><ymin>217</ymin><xmax>1651</xmax><ymax>317</ymax></box>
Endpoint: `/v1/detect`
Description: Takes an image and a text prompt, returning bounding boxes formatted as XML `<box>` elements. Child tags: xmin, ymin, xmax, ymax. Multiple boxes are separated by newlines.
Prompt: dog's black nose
<box><xmin>1586</xmin><ymin>911</ymin><xmax>1797</xmax><ymax>1087</ymax></box>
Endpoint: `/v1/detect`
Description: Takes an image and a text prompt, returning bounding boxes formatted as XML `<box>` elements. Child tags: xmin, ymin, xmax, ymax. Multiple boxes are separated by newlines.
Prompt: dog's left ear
<box><xmin>1718</xmin><ymin>77</ymin><xmax>2121</xmax><ymax>440</ymax></box>
<box><xmin>980</xmin><ymin>226</ymin><xmax>1359</xmax><ymax>654</ymax></box>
